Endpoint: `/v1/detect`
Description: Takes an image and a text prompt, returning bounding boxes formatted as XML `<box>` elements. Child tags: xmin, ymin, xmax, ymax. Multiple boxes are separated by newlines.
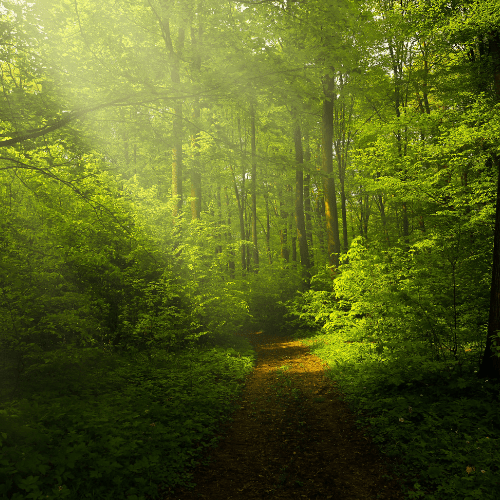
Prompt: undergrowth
<box><xmin>0</xmin><ymin>336</ymin><xmax>255</xmax><ymax>500</ymax></box>
<box><xmin>293</xmin><ymin>330</ymin><xmax>500</xmax><ymax>499</ymax></box>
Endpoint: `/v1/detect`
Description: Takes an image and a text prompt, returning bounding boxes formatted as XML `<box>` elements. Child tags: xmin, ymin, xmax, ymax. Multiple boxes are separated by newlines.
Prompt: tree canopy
<box><xmin>1</xmin><ymin>0</ymin><xmax>500</xmax><ymax>498</ymax></box>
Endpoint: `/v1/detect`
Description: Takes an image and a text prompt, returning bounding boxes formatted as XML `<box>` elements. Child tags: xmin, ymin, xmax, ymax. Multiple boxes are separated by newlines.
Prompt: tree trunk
<box><xmin>333</xmin><ymin>82</ymin><xmax>353</xmax><ymax>254</ymax></box>
<box><xmin>224</xmin><ymin>186</ymin><xmax>235</xmax><ymax>278</ymax></box>
<box><xmin>171</xmin><ymin>27</ymin><xmax>185</xmax><ymax>217</ymax></box>
<box><xmin>190</xmin><ymin>21</ymin><xmax>202</xmax><ymax>220</ymax></box>
<box><xmin>230</xmin><ymin>165</ymin><xmax>246</xmax><ymax>274</ymax></box>
<box><xmin>190</xmin><ymin>101</ymin><xmax>202</xmax><ymax>220</ymax></box>
<box><xmin>316</xmin><ymin>194</ymin><xmax>326</xmax><ymax>259</ymax></box>
<box><xmin>215</xmin><ymin>186</ymin><xmax>222</xmax><ymax>254</ymax></box>
<box><xmin>322</xmin><ymin>73</ymin><xmax>341</xmax><ymax>270</ymax></box>
<box><xmin>250</xmin><ymin>104</ymin><xmax>259</xmax><ymax>272</ymax></box>
<box><xmin>293</xmin><ymin>111</ymin><xmax>311</xmax><ymax>270</ymax></box>
<box><xmin>376</xmin><ymin>192</ymin><xmax>390</xmax><ymax>246</ymax></box>
<box><xmin>279</xmin><ymin>186</ymin><xmax>289</xmax><ymax>262</ymax></box>
<box><xmin>479</xmin><ymin>31</ymin><xmax>500</xmax><ymax>379</ymax></box>
<box><xmin>263</xmin><ymin>185</ymin><xmax>272</xmax><ymax>264</ymax></box>
<box><xmin>303</xmin><ymin>130</ymin><xmax>313</xmax><ymax>257</ymax></box>
<box><xmin>339</xmin><ymin>171</ymin><xmax>348</xmax><ymax>252</ymax></box>
<box><xmin>479</xmin><ymin>152</ymin><xmax>500</xmax><ymax>379</ymax></box>
<box><xmin>172</xmin><ymin>104</ymin><xmax>183</xmax><ymax>216</ymax></box>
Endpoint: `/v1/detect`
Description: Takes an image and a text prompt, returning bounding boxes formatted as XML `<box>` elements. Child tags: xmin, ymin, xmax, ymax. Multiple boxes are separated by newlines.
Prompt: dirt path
<box><xmin>163</xmin><ymin>332</ymin><xmax>405</xmax><ymax>500</ymax></box>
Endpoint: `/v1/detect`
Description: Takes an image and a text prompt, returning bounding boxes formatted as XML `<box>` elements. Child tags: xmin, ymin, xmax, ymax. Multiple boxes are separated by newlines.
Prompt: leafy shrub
<box><xmin>0</xmin><ymin>342</ymin><xmax>255</xmax><ymax>500</ymax></box>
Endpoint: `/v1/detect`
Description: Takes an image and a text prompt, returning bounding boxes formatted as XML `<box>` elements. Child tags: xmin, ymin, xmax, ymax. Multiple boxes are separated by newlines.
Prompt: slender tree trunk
<box><xmin>322</xmin><ymin>73</ymin><xmax>341</xmax><ymax>269</ymax></box>
<box><xmin>292</xmin><ymin>111</ymin><xmax>311</xmax><ymax>270</ymax></box>
<box><xmin>246</xmin><ymin>209</ymin><xmax>251</xmax><ymax>273</ymax></box>
<box><xmin>479</xmin><ymin>31</ymin><xmax>500</xmax><ymax>379</ymax></box>
<box><xmin>279</xmin><ymin>186</ymin><xmax>289</xmax><ymax>262</ymax></box>
<box><xmin>190</xmin><ymin>20</ymin><xmax>202</xmax><ymax>220</ymax></box>
<box><xmin>250</xmin><ymin>104</ymin><xmax>259</xmax><ymax>272</ymax></box>
<box><xmin>190</xmin><ymin>101</ymin><xmax>202</xmax><ymax>220</ymax></box>
<box><xmin>172</xmin><ymin>105</ymin><xmax>183</xmax><ymax>216</ymax></box>
<box><xmin>215</xmin><ymin>186</ymin><xmax>223</xmax><ymax>254</ymax></box>
<box><xmin>171</xmin><ymin>27</ymin><xmax>185</xmax><ymax>217</ymax></box>
<box><xmin>402</xmin><ymin>202</ymin><xmax>410</xmax><ymax>243</ymax></box>
<box><xmin>339</xmin><ymin>170</ymin><xmax>348</xmax><ymax>252</ymax></box>
<box><xmin>224</xmin><ymin>186</ymin><xmax>235</xmax><ymax>278</ymax></box>
<box><xmin>316</xmin><ymin>194</ymin><xmax>326</xmax><ymax>258</ymax></box>
<box><xmin>333</xmin><ymin>84</ymin><xmax>353</xmax><ymax>254</ymax></box>
<box><xmin>263</xmin><ymin>185</ymin><xmax>272</xmax><ymax>264</ymax></box>
<box><xmin>230</xmin><ymin>165</ymin><xmax>246</xmax><ymax>273</ymax></box>
<box><xmin>479</xmin><ymin>152</ymin><xmax>500</xmax><ymax>379</ymax></box>
<box><xmin>363</xmin><ymin>193</ymin><xmax>371</xmax><ymax>237</ymax></box>
<box><xmin>303</xmin><ymin>130</ymin><xmax>313</xmax><ymax>259</ymax></box>
<box><xmin>376</xmin><ymin>193</ymin><xmax>390</xmax><ymax>246</ymax></box>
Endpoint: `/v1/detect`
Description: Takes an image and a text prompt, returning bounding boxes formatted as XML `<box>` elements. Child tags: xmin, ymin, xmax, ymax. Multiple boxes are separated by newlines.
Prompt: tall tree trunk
<box><xmin>190</xmin><ymin>21</ymin><xmax>202</xmax><ymax>220</ymax></box>
<box><xmin>263</xmin><ymin>185</ymin><xmax>272</xmax><ymax>264</ymax></box>
<box><xmin>376</xmin><ymin>192</ymin><xmax>390</xmax><ymax>246</ymax></box>
<box><xmin>322</xmin><ymin>73</ymin><xmax>341</xmax><ymax>269</ymax></box>
<box><xmin>388</xmin><ymin>39</ymin><xmax>411</xmax><ymax>249</ymax></box>
<box><xmin>171</xmin><ymin>27</ymin><xmax>185</xmax><ymax>217</ymax></box>
<box><xmin>402</xmin><ymin>201</ymin><xmax>410</xmax><ymax>244</ymax></box>
<box><xmin>172</xmin><ymin>104</ymin><xmax>183</xmax><ymax>216</ymax></box>
<box><xmin>224</xmin><ymin>186</ymin><xmax>235</xmax><ymax>278</ymax></box>
<box><xmin>292</xmin><ymin>110</ymin><xmax>311</xmax><ymax>270</ymax></box>
<box><xmin>303</xmin><ymin>130</ymin><xmax>313</xmax><ymax>258</ymax></box>
<box><xmin>279</xmin><ymin>186</ymin><xmax>289</xmax><ymax>262</ymax></box>
<box><xmin>155</xmin><ymin>10</ymin><xmax>185</xmax><ymax>216</ymax></box>
<box><xmin>250</xmin><ymin>104</ymin><xmax>259</xmax><ymax>271</ymax></box>
<box><xmin>230</xmin><ymin>165</ymin><xmax>246</xmax><ymax>273</ymax></box>
<box><xmin>333</xmin><ymin>80</ymin><xmax>353</xmax><ymax>254</ymax></box>
<box><xmin>339</xmin><ymin>165</ymin><xmax>349</xmax><ymax>252</ymax></box>
<box><xmin>479</xmin><ymin>152</ymin><xmax>500</xmax><ymax>379</ymax></box>
<box><xmin>479</xmin><ymin>31</ymin><xmax>500</xmax><ymax>379</ymax></box>
<box><xmin>190</xmin><ymin>101</ymin><xmax>202</xmax><ymax>220</ymax></box>
<box><xmin>316</xmin><ymin>194</ymin><xmax>326</xmax><ymax>258</ymax></box>
<box><xmin>291</xmin><ymin>232</ymin><xmax>297</xmax><ymax>263</ymax></box>
<box><xmin>215</xmin><ymin>186</ymin><xmax>222</xmax><ymax>254</ymax></box>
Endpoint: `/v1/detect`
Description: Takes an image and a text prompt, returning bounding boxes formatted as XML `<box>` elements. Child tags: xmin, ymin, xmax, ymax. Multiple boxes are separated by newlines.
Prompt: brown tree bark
<box><xmin>190</xmin><ymin>21</ymin><xmax>202</xmax><ymax>220</ymax></box>
<box><xmin>263</xmin><ymin>185</ymin><xmax>272</xmax><ymax>264</ymax></box>
<box><xmin>215</xmin><ymin>186</ymin><xmax>223</xmax><ymax>254</ymax></box>
<box><xmin>166</xmin><ymin>22</ymin><xmax>185</xmax><ymax>217</ymax></box>
<box><xmin>292</xmin><ymin>111</ymin><xmax>311</xmax><ymax>270</ymax></box>
<box><xmin>190</xmin><ymin>102</ymin><xmax>202</xmax><ymax>220</ymax></box>
<box><xmin>279</xmin><ymin>186</ymin><xmax>289</xmax><ymax>262</ymax></box>
<box><xmin>224</xmin><ymin>186</ymin><xmax>235</xmax><ymax>278</ymax></box>
<box><xmin>231</xmin><ymin>165</ymin><xmax>247</xmax><ymax>274</ymax></box>
<box><xmin>250</xmin><ymin>104</ymin><xmax>259</xmax><ymax>272</ymax></box>
<box><xmin>332</xmin><ymin>74</ymin><xmax>353</xmax><ymax>254</ymax></box>
<box><xmin>303</xmin><ymin>130</ymin><xmax>313</xmax><ymax>257</ymax></box>
<box><xmin>322</xmin><ymin>73</ymin><xmax>341</xmax><ymax>269</ymax></box>
<box><xmin>479</xmin><ymin>31</ymin><xmax>500</xmax><ymax>379</ymax></box>
<box><xmin>479</xmin><ymin>153</ymin><xmax>500</xmax><ymax>379</ymax></box>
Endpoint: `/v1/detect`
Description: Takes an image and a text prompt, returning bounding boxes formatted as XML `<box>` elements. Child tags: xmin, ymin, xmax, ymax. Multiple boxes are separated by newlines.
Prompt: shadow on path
<box><xmin>163</xmin><ymin>331</ymin><xmax>404</xmax><ymax>499</ymax></box>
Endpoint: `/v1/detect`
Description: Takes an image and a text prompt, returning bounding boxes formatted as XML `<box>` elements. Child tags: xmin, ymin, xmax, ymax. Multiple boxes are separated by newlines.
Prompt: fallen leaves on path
<box><xmin>162</xmin><ymin>332</ymin><xmax>404</xmax><ymax>499</ymax></box>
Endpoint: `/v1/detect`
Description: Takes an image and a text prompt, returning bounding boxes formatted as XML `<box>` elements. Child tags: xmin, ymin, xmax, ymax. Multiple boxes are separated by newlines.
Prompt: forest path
<box><xmin>164</xmin><ymin>331</ymin><xmax>404</xmax><ymax>500</ymax></box>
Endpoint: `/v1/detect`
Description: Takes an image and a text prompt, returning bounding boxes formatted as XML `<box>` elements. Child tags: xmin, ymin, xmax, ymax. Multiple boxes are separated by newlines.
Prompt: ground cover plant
<box><xmin>286</xmin><ymin>238</ymin><xmax>500</xmax><ymax>499</ymax></box>
<box><xmin>3</xmin><ymin>0</ymin><xmax>500</xmax><ymax>499</ymax></box>
<box><xmin>297</xmin><ymin>330</ymin><xmax>500</xmax><ymax>499</ymax></box>
<box><xmin>0</xmin><ymin>337</ymin><xmax>255</xmax><ymax>500</ymax></box>
<box><xmin>162</xmin><ymin>331</ymin><xmax>405</xmax><ymax>500</ymax></box>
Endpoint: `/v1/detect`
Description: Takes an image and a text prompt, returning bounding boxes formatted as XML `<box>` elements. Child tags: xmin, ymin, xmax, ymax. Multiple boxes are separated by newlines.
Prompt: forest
<box><xmin>0</xmin><ymin>0</ymin><xmax>499</xmax><ymax>498</ymax></box>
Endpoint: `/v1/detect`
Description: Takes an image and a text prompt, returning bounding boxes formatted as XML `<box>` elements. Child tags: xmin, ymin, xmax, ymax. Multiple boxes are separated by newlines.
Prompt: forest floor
<box><xmin>162</xmin><ymin>331</ymin><xmax>405</xmax><ymax>500</ymax></box>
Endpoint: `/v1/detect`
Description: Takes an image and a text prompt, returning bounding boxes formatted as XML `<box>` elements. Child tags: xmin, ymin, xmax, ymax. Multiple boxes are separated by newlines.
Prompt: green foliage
<box><xmin>0</xmin><ymin>342</ymin><xmax>255</xmax><ymax>500</ymax></box>
<box><xmin>295</xmin><ymin>327</ymin><xmax>500</xmax><ymax>499</ymax></box>
<box><xmin>245</xmin><ymin>265</ymin><xmax>305</xmax><ymax>334</ymax></box>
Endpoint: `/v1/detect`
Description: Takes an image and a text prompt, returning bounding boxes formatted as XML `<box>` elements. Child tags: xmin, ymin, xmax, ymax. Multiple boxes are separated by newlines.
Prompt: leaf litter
<box><xmin>162</xmin><ymin>331</ymin><xmax>404</xmax><ymax>499</ymax></box>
